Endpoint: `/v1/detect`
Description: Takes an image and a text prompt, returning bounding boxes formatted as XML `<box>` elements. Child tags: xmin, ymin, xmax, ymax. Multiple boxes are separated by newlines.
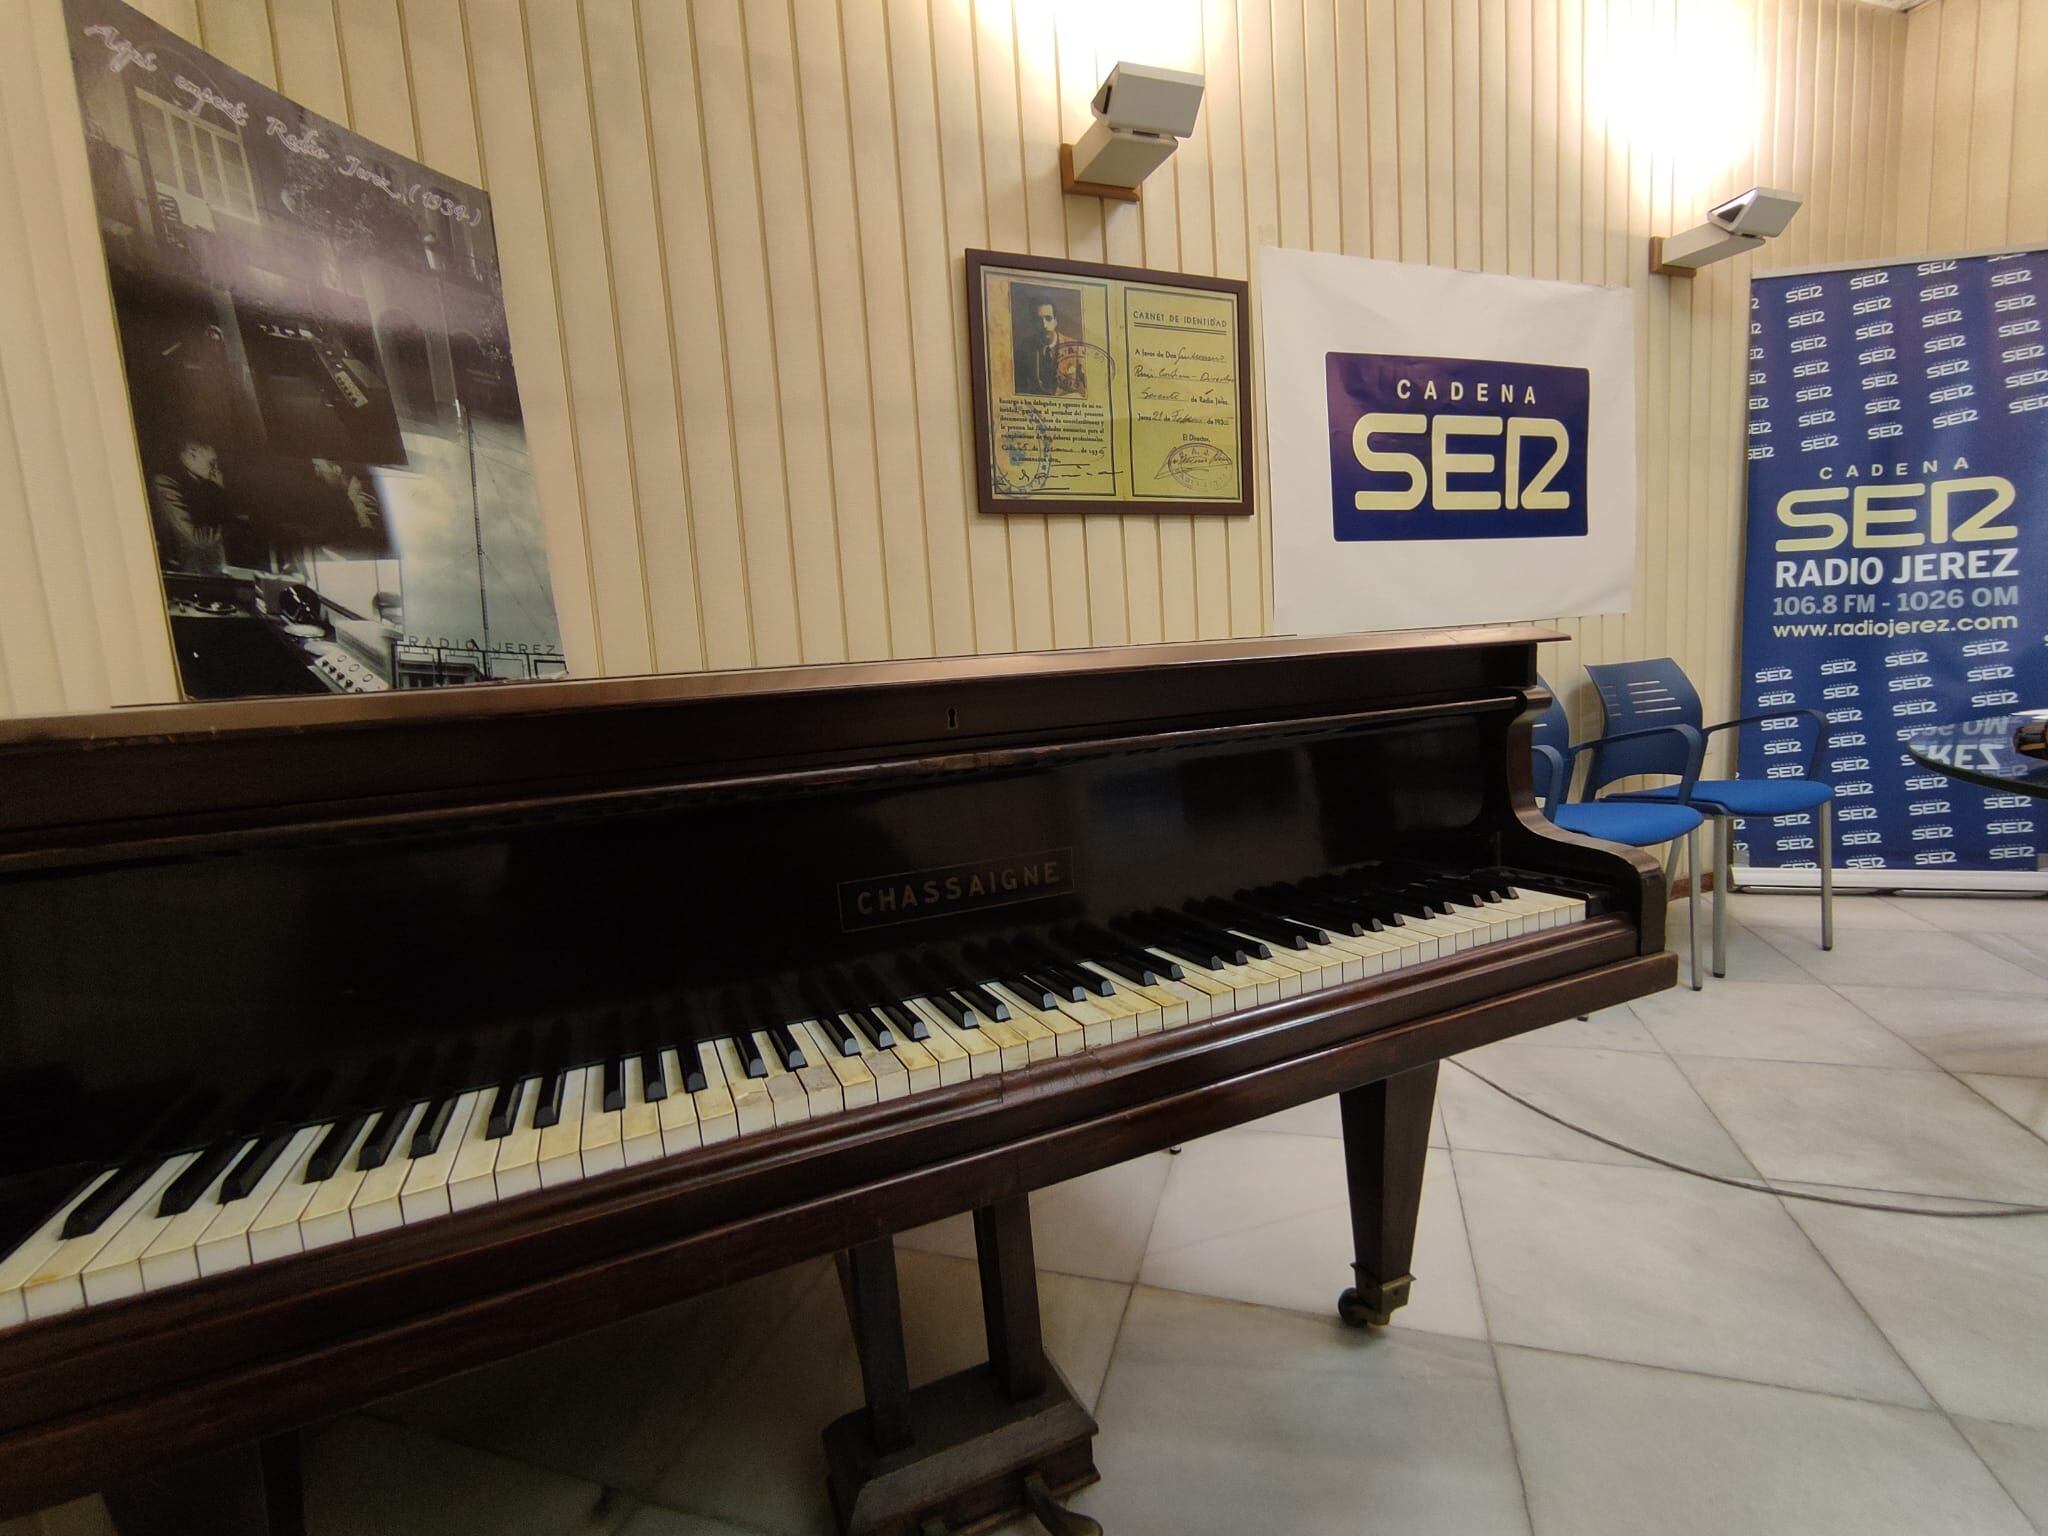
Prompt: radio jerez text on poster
<box><xmin>1738</xmin><ymin>251</ymin><xmax>2048</xmax><ymax>874</ymax></box>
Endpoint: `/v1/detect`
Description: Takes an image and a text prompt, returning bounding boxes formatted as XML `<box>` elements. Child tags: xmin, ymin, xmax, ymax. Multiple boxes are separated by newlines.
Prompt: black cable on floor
<box><xmin>1448</xmin><ymin>1060</ymin><xmax>2048</xmax><ymax>1218</ymax></box>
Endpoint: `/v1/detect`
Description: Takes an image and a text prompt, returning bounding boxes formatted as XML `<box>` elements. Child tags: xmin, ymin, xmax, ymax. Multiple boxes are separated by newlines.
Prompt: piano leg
<box><xmin>824</xmin><ymin>1200</ymin><xmax>1100</xmax><ymax>1535</ymax></box>
<box><xmin>101</xmin><ymin>1430</ymin><xmax>305</xmax><ymax>1536</ymax></box>
<box><xmin>1337</xmin><ymin>1064</ymin><xmax>1439</xmax><ymax>1328</ymax></box>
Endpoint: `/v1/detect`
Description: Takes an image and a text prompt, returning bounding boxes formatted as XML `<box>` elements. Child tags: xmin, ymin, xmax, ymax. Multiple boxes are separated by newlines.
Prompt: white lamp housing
<box><xmin>1067</xmin><ymin>62</ymin><xmax>1206</xmax><ymax>193</ymax></box>
<box><xmin>1652</xmin><ymin>186</ymin><xmax>1803</xmax><ymax>275</ymax></box>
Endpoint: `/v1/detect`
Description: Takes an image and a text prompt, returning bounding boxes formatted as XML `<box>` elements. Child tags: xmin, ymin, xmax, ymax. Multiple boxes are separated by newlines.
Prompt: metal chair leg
<box><xmin>1663</xmin><ymin>840</ymin><xmax>1684</xmax><ymax>890</ymax></box>
<box><xmin>1686</xmin><ymin>826</ymin><xmax>1702</xmax><ymax>991</ymax></box>
<box><xmin>1818</xmin><ymin>799</ymin><xmax>1835</xmax><ymax>951</ymax></box>
<box><xmin>1712</xmin><ymin>817</ymin><xmax>1730</xmax><ymax>979</ymax></box>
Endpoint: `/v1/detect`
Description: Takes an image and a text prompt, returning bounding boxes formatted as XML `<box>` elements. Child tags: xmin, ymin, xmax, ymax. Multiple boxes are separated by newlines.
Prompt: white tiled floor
<box><xmin>13</xmin><ymin>892</ymin><xmax>2048</xmax><ymax>1536</ymax></box>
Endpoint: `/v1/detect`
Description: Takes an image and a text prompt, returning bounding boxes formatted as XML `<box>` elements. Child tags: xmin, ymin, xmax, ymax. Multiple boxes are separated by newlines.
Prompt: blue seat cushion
<box><xmin>1616</xmin><ymin>778</ymin><xmax>1832</xmax><ymax>817</ymax></box>
<box><xmin>1552</xmin><ymin>801</ymin><xmax>1705</xmax><ymax>845</ymax></box>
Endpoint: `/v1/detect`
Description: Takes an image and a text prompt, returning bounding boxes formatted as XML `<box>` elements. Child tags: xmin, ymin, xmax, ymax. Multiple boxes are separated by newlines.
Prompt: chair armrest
<box><xmin>1704</xmin><ymin>709</ymin><xmax>1826</xmax><ymax>777</ymax></box>
<box><xmin>1568</xmin><ymin>722</ymin><xmax>1706</xmax><ymax>803</ymax></box>
<box><xmin>1532</xmin><ymin>743</ymin><xmax>1567</xmax><ymax>810</ymax></box>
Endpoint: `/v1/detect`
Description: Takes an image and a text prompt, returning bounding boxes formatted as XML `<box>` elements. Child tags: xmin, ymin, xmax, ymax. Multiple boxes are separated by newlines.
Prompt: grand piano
<box><xmin>0</xmin><ymin>626</ymin><xmax>1674</xmax><ymax>1534</ymax></box>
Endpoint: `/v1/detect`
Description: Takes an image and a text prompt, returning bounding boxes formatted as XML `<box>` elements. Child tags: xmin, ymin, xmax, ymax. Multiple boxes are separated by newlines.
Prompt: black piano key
<box><xmin>733</xmin><ymin>1032</ymin><xmax>769</xmax><ymax>1079</ymax></box>
<box><xmin>681</xmin><ymin>1044</ymin><xmax>710</xmax><ymax>1095</ymax></box>
<box><xmin>817</xmin><ymin>1013</ymin><xmax>862</xmax><ymax>1055</ymax></box>
<box><xmin>484</xmin><ymin>1080</ymin><xmax>524</xmax><ymax>1139</ymax></box>
<box><xmin>877</xmin><ymin>1001</ymin><xmax>929</xmax><ymax>1042</ymax></box>
<box><xmin>1084</xmin><ymin>949</ymin><xmax>1162</xmax><ymax>987</ymax></box>
<box><xmin>157</xmin><ymin>1139</ymin><xmax>247</xmax><ymax>1216</ymax></box>
<box><xmin>640</xmin><ymin>1048</ymin><xmax>669</xmax><ymax>1102</ymax></box>
<box><xmin>1258</xmin><ymin>892</ymin><xmax>1378</xmax><ymax>936</ymax></box>
<box><xmin>1027</xmin><ymin>942</ymin><xmax>1117</xmax><ymax>997</ymax></box>
<box><xmin>1074</xmin><ymin>924</ymin><xmax>1180</xmax><ymax>982</ymax></box>
<box><xmin>409</xmin><ymin>1096</ymin><xmax>460</xmax><ymax>1159</ymax></box>
<box><xmin>60</xmin><ymin>1157</ymin><xmax>164</xmax><ymax>1238</ymax></box>
<box><xmin>531</xmin><ymin>1068</ymin><xmax>568</xmax><ymax>1130</ymax></box>
<box><xmin>957</xmin><ymin>983</ymin><xmax>1009</xmax><ymax>1022</ymax></box>
<box><xmin>1139</xmin><ymin>911</ymin><xmax>1255</xmax><ymax>964</ymax></box>
<box><xmin>601</xmin><ymin>1057</ymin><xmax>627</xmax><ymax>1113</ymax></box>
<box><xmin>1199</xmin><ymin>901</ymin><xmax>1319</xmax><ymax>949</ymax></box>
<box><xmin>1121</xmin><ymin>916</ymin><xmax>1229</xmax><ymax>971</ymax></box>
<box><xmin>847</xmin><ymin>1007</ymin><xmax>897</xmax><ymax>1050</ymax></box>
<box><xmin>1173</xmin><ymin>911</ymin><xmax>1272</xmax><ymax>960</ymax></box>
<box><xmin>357</xmin><ymin>1104</ymin><xmax>413</xmax><ymax>1172</ymax></box>
<box><xmin>918</xmin><ymin>989</ymin><xmax>970</xmax><ymax>1028</ymax></box>
<box><xmin>764</xmin><ymin>1022</ymin><xmax>809</xmax><ymax>1070</ymax></box>
<box><xmin>306</xmin><ymin>1112</ymin><xmax>371</xmax><ymax>1180</ymax></box>
<box><xmin>220</xmin><ymin>1132</ymin><xmax>294</xmax><ymax>1202</ymax></box>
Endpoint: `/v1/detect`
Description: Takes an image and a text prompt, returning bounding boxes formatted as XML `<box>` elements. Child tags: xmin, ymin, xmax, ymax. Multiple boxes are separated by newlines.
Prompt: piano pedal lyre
<box><xmin>824</xmin><ymin>1196</ymin><xmax>1101</xmax><ymax>1536</ymax></box>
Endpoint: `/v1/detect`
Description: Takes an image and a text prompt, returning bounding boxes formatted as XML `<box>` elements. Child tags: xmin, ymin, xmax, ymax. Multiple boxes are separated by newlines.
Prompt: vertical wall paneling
<box><xmin>0</xmin><ymin>0</ymin><xmax>1983</xmax><ymax>720</ymax></box>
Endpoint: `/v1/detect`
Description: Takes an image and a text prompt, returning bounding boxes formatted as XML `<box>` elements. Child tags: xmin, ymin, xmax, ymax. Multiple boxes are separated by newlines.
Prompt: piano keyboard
<box><xmin>0</xmin><ymin>868</ymin><xmax>1587</xmax><ymax>1328</ymax></box>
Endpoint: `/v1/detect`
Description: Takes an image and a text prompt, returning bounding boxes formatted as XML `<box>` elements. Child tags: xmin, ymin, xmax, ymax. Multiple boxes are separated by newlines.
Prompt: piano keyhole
<box><xmin>946</xmin><ymin>706</ymin><xmax>958</xmax><ymax>730</ymax></box>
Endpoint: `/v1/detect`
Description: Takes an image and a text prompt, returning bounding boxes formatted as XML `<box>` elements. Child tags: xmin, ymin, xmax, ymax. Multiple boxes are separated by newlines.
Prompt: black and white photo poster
<box><xmin>65</xmin><ymin>0</ymin><xmax>564</xmax><ymax>699</ymax></box>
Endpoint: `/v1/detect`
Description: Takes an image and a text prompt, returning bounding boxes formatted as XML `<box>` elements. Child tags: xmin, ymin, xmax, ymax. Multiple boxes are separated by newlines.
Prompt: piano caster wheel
<box><xmin>1024</xmin><ymin>1471</ymin><xmax>1104</xmax><ymax>1536</ymax></box>
<box><xmin>1167</xmin><ymin>1145</ymin><xmax>1182</xmax><ymax>1155</ymax></box>
<box><xmin>1337</xmin><ymin>1273</ymin><xmax>1410</xmax><ymax>1329</ymax></box>
<box><xmin>1337</xmin><ymin>1287</ymin><xmax>1391</xmax><ymax>1328</ymax></box>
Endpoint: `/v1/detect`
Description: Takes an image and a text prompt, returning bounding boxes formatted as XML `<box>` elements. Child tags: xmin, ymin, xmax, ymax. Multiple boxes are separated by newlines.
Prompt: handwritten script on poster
<box><xmin>966</xmin><ymin>250</ymin><xmax>1253</xmax><ymax>517</ymax></box>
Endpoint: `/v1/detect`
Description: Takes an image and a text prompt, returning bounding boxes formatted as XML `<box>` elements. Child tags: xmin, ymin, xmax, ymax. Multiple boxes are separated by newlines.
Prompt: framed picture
<box><xmin>965</xmin><ymin>249</ymin><xmax>1253</xmax><ymax>517</ymax></box>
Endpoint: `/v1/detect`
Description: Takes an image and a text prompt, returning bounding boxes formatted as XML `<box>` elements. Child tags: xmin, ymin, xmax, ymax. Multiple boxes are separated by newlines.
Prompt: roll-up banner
<box><xmin>1737</xmin><ymin>247</ymin><xmax>2048</xmax><ymax>888</ymax></box>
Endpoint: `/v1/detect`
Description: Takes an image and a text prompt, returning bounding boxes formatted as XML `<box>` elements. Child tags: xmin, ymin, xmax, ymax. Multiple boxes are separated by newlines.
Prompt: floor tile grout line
<box><xmin>1765</xmin><ymin>1183</ymin><xmax>2040</xmax><ymax>1530</ymax></box>
<box><xmin>1441</xmin><ymin>1141</ymin><xmax>1538</xmax><ymax>1536</ymax></box>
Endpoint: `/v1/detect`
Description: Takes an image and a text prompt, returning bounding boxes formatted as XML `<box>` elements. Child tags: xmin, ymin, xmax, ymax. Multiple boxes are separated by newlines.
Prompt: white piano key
<box><xmin>491</xmin><ymin>1081</ymin><xmax>545</xmax><ymax>1201</ymax></box>
<box><xmin>751</xmin><ymin>1031</ymin><xmax>811</xmax><ymax>1127</ymax></box>
<box><xmin>194</xmin><ymin>1127</ymin><xmax>324</xmax><ymax>1280</ymax></box>
<box><xmin>713</xmin><ymin>1040</ymin><xmax>775</xmax><ymax>1135</ymax></box>
<box><xmin>650</xmin><ymin>1048</ymin><xmax>701</xmax><ymax>1156</ymax></box>
<box><xmin>19</xmin><ymin>1161</ymin><xmax>185</xmax><ymax>1321</ymax></box>
<box><xmin>247</xmin><ymin>1129</ymin><xmax>332</xmax><ymax>1263</ymax></box>
<box><xmin>350</xmin><ymin>1102</ymin><xmax>428</xmax><ymax>1239</ymax></box>
<box><xmin>72</xmin><ymin>1154</ymin><xmax>203</xmax><ymax>1307</ymax></box>
<box><xmin>843</xmin><ymin>1017</ymin><xmax>913</xmax><ymax>1098</ymax></box>
<box><xmin>579</xmin><ymin>1068</ymin><xmax>627</xmax><ymax>1178</ymax></box>
<box><xmin>894</xmin><ymin>1005</ymin><xmax>967</xmax><ymax>1085</ymax></box>
<box><xmin>537</xmin><ymin>1068</ymin><xmax>589</xmax><ymax>1188</ymax></box>
<box><xmin>140</xmin><ymin>1158</ymin><xmax>244</xmax><ymax>1292</ymax></box>
<box><xmin>1146</xmin><ymin>951</ymin><xmax>1237</xmax><ymax>1013</ymax></box>
<box><xmin>447</xmin><ymin>1092</ymin><xmax>508</xmax><ymax>1213</ymax></box>
<box><xmin>1082</xmin><ymin>964</ymin><xmax>1188</xmax><ymax>1030</ymax></box>
<box><xmin>402</xmin><ymin>1090</ymin><xmax>487</xmax><ymax>1223</ymax></box>
<box><xmin>621</xmin><ymin>1056</ymin><xmax>667</xmax><ymax>1167</ymax></box>
<box><xmin>981</xmin><ymin>981</ymin><xmax>1086</xmax><ymax>1050</ymax></box>
<box><xmin>2</xmin><ymin>1171</ymin><xmax>120</xmax><ymax>1325</ymax></box>
<box><xmin>689</xmin><ymin>1044</ymin><xmax>740</xmax><ymax>1145</ymax></box>
<box><xmin>888</xmin><ymin>1033</ymin><xmax>943</xmax><ymax>1092</ymax></box>
<box><xmin>298</xmin><ymin>1118</ymin><xmax>378</xmax><ymax>1253</ymax></box>
<box><xmin>922</xmin><ymin>1009</ymin><xmax>998</xmax><ymax>1077</ymax></box>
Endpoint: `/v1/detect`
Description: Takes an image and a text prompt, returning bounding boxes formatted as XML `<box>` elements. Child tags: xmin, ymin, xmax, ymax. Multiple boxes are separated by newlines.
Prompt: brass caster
<box><xmin>1024</xmin><ymin>1471</ymin><xmax>1102</xmax><ymax>1536</ymax></box>
<box><xmin>1337</xmin><ymin>1286</ymin><xmax>1391</xmax><ymax>1328</ymax></box>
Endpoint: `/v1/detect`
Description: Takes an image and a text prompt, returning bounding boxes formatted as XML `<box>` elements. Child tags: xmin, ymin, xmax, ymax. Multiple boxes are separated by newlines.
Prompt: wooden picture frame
<box><xmin>965</xmin><ymin>249</ymin><xmax>1254</xmax><ymax>517</ymax></box>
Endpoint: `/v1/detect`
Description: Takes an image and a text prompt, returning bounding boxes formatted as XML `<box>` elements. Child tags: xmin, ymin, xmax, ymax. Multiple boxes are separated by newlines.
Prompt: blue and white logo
<box><xmin>1325</xmin><ymin>352</ymin><xmax>1590</xmax><ymax>541</ymax></box>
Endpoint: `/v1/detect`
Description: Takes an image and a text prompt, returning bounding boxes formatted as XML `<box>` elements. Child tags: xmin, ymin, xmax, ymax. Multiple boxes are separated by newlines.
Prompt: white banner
<box><xmin>1260</xmin><ymin>248</ymin><xmax>1637</xmax><ymax>632</ymax></box>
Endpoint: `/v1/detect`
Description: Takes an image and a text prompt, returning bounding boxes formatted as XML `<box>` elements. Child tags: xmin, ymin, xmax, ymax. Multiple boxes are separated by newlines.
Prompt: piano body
<box><xmin>0</xmin><ymin>626</ymin><xmax>1674</xmax><ymax>1534</ymax></box>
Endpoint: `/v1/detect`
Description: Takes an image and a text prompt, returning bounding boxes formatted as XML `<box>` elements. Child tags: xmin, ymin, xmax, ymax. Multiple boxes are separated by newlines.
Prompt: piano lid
<box><xmin>0</xmin><ymin>626</ymin><xmax>1563</xmax><ymax>855</ymax></box>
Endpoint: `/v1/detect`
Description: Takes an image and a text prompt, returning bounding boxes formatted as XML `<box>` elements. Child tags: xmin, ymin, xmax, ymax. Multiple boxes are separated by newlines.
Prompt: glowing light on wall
<box><xmin>1601</xmin><ymin>0</ymin><xmax>1761</xmax><ymax>209</ymax></box>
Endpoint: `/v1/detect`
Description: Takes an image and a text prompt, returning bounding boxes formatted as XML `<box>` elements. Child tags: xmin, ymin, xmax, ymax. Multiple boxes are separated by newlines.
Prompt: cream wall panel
<box><xmin>1895</xmin><ymin>0</ymin><xmax>2048</xmax><ymax>259</ymax></box>
<box><xmin>0</xmin><ymin>0</ymin><xmax>1927</xmax><ymax>722</ymax></box>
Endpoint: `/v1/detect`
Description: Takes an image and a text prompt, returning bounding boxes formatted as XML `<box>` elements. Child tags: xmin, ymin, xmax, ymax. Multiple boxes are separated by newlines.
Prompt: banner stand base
<box><xmin>1734</xmin><ymin>867</ymin><xmax>2048</xmax><ymax>896</ymax></box>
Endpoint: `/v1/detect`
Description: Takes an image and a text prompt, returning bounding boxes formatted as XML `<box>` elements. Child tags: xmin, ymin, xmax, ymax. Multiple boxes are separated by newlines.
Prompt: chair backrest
<box><xmin>1584</xmin><ymin>658</ymin><xmax>1703</xmax><ymax>792</ymax></box>
<box><xmin>1528</xmin><ymin>679</ymin><xmax>1572</xmax><ymax>810</ymax></box>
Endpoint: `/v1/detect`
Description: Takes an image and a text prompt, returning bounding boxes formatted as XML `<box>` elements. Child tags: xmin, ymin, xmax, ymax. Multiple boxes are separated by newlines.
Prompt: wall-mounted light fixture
<box><xmin>1062</xmin><ymin>62</ymin><xmax>1205</xmax><ymax>203</ymax></box>
<box><xmin>1651</xmin><ymin>187</ymin><xmax>1804</xmax><ymax>275</ymax></box>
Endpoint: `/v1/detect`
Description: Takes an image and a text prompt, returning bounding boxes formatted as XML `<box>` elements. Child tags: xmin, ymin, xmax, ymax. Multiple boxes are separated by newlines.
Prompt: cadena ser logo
<box><xmin>1325</xmin><ymin>352</ymin><xmax>1590</xmax><ymax>541</ymax></box>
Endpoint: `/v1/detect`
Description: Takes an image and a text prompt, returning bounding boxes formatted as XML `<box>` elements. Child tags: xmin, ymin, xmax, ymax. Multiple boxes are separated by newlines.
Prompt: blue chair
<box><xmin>1581</xmin><ymin>658</ymin><xmax>1833</xmax><ymax>979</ymax></box>
<box><xmin>1530</xmin><ymin>682</ymin><xmax>1708</xmax><ymax>990</ymax></box>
